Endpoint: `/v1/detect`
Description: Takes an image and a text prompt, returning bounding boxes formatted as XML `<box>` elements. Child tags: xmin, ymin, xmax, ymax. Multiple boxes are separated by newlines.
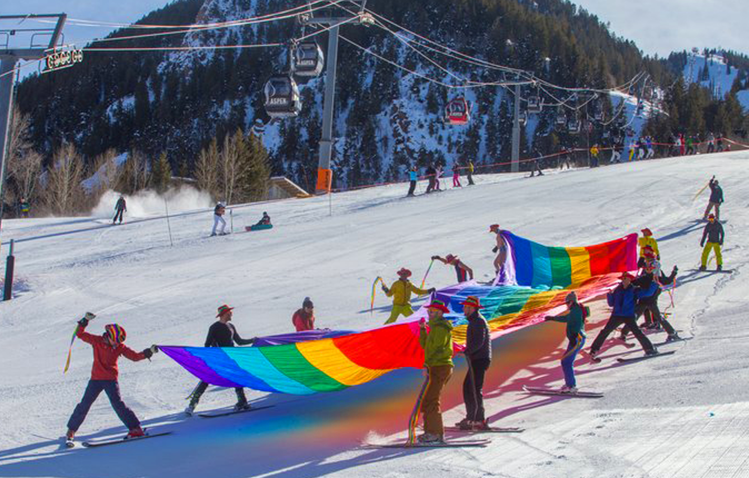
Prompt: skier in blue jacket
<box><xmin>588</xmin><ymin>272</ymin><xmax>657</xmax><ymax>360</ymax></box>
<box><xmin>407</xmin><ymin>167</ymin><xmax>418</xmax><ymax>197</ymax></box>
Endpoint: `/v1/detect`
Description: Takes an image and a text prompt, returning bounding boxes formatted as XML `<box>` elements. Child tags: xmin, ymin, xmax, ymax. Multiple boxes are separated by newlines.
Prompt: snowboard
<box><xmin>444</xmin><ymin>426</ymin><xmax>524</xmax><ymax>434</ymax></box>
<box><xmin>687</xmin><ymin>269</ymin><xmax>733</xmax><ymax>274</ymax></box>
<box><xmin>523</xmin><ymin>385</ymin><xmax>603</xmax><ymax>398</ymax></box>
<box><xmin>246</xmin><ymin>224</ymin><xmax>273</xmax><ymax>232</ymax></box>
<box><xmin>361</xmin><ymin>439</ymin><xmax>490</xmax><ymax>449</ymax></box>
<box><xmin>616</xmin><ymin>350</ymin><xmax>676</xmax><ymax>364</ymax></box>
<box><xmin>82</xmin><ymin>431</ymin><xmax>172</xmax><ymax>448</ymax></box>
<box><xmin>198</xmin><ymin>405</ymin><xmax>274</xmax><ymax>418</ymax></box>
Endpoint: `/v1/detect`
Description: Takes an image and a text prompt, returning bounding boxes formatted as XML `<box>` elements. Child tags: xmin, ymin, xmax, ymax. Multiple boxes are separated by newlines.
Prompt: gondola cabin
<box><xmin>567</xmin><ymin>117</ymin><xmax>581</xmax><ymax>134</ymax></box>
<box><xmin>527</xmin><ymin>95</ymin><xmax>542</xmax><ymax>114</ymax></box>
<box><xmin>293</xmin><ymin>42</ymin><xmax>324</xmax><ymax>77</ymax></box>
<box><xmin>264</xmin><ymin>75</ymin><xmax>301</xmax><ymax>118</ymax></box>
<box><xmin>444</xmin><ymin>97</ymin><xmax>470</xmax><ymax>125</ymax></box>
<box><xmin>555</xmin><ymin>109</ymin><xmax>567</xmax><ymax>126</ymax></box>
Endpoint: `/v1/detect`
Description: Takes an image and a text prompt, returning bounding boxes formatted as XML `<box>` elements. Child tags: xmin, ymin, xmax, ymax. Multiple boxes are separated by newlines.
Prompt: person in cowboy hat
<box><xmin>638</xmin><ymin>228</ymin><xmax>660</xmax><ymax>268</ymax></box>
<box><xmin>489</xmin><ymin>224</ymin><xmax>508</xmax><ymax>275</ymax></box>
<box><xmin>700</xmin><ymin>213</ymin><xmax>724</xmax><ymax>271</ymax></box>
<box><xmin>185</xmin><ymin>305</ymin><xmax>256</xmax><ymax>416</ymax></box>
<box><xmin>416</xmin><ymin>299</ymin><xmax>454</xmax><ymax>444</ymax></box>
<box><xmin>545</xmin><ymin>291</ymin><xmax>589</xmax><ymax>393</ymax></box>
<box><xmin>703</xmin><ymin>176</ymin><xmax>723</xmax><ymax>221</ymax></box>
<box><xmin>588</xmin><ymin>273</ymin><xmax>657</xmax><ymax>361</ymax></box>
<box><xmin>65</xmin><ymin>314</ymin><xmax>158</xmax><ymax>443</ymax></box>
<box><xmin>455</xmin><ymin>296</ymin><xmax>492</xmax><ymax>431</ymax></box>
<box><xmin>382</xmin><ymin>268</ymin><xmax>435</xmax><ymax>324</ymax></box>
<box><xmin>432</xmin><ymin>254</ymin><xmax>474</xmax><ymax>283</ymax></box>
<box><xmin>624</xmin><ymin>254</ymin><xmax>680</xmax><ymax>342</ymax></box>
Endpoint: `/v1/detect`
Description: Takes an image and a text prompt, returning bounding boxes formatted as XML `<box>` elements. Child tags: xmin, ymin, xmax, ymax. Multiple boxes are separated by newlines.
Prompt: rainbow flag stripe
<box><xmin>161</xmin><ymin>233</ymin><xmax>636</xmax><ymax>395</ymax></box>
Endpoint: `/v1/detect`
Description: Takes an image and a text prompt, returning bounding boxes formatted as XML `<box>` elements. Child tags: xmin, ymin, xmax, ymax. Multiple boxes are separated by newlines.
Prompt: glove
<box><xmin>77</xmin><ymin>318</ymin><xmax>89</xmax><ymax>327</ymax></box>
<box><xmin>142</xmin><ymin>348</ymin><xmax>154</xmax><ymax>359</ymax></box>
<box><xmin>544</xmin><ymin>316</ymin><xmax>553</xmax><ymax>321</ymax></box>
<box><xmin>428</xmin><ymin>288</ymin><xmax>436</xmax><ymax>294</ymax></box>
<box><xmin>492</xmin><ymin>247</ymin><xmax>498</xmax><ymax>253</ymax></box>
<box><xmin>381</xmin><ymin>286</ymin><xmax>389</xmax><ymax>294</ymax></box>
<box><xmin>150</xmin><ymin>345</ymin><xmax>159</xmax><ymax>354</ymax></box>
<box><xmin>85</xmin><ymin>312</ymin><xmax>96</xmax><ymax>320</ymax></box>
<box><xmin>431</xmin><ymin>256</ymin><xmax>439</xmax><ymax>260</ymax></box>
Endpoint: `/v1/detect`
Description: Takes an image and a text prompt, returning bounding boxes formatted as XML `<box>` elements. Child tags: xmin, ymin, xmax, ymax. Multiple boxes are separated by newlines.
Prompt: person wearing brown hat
<box><xmin>489</xmin><ymin>225</ymin><xmax>508</xmax><ymax>274</ymax></box>
<box><xmin>382</xmin><ymin>268</ymin><xmax>435</xmax><ymax>324</ymax></box>
<box><xmin>185</xmin><ymin>305</ymin><xmax>256</xmax><ymax>416</ymax></box>
<box><xmin>588</xmin><ymin>273</ymin><xmax>657</xmax><ymax>361</ymax></box>
<box><xmin>416</xmin><ymin>299</ymin><xmax>454</xmax><ymax>443</ymax></box>
<box><xmin>292</xmin><ymin>297</ymin><xmax>316</xmax><ymax>332</ymax></box>
<box><xmin>455</xmin><ymin>296</ymin><xmax>492</xmax><ymax>431</ymax></box>
<box><xmin>432</xmin><ymin>254</ymin><xmax>474</xmax><ymax>283</ymax></box>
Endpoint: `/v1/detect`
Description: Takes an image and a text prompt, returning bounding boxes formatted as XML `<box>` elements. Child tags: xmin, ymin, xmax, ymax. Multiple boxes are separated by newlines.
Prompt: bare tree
<box><xmin>117</xmin><ymin>150</ymin><xmax>150</xmax><ymax>194</ymax></box>
<box><xmin>44</xmin><ymin>143</ymin><xmax>85</xmax><ymax>215</ymax></box>
<box><xmin>5</xmin><ymin>106</ymin><xmax>43</xmax><ymax>213</ymax></box>
<box><xmin>194</xmin><ymin>138</ymin><xmax>220</xmax><ymax>200</ymax></box>
<box><xmin>220</xmin><ymin>129</ymin><xmax>247</xmax><ymax>205</ymax></box>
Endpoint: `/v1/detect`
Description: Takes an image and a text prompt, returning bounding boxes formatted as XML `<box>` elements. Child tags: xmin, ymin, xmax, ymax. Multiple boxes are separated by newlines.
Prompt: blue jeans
<box><xmin>561</xmin><ymin>335</ymin><xmax>585</xmax><ymax>388</ymax></box>
<box><xmin>67</xmin><ymin>380</ymin><xmax>140</xmax><ymax>432</ymax></box>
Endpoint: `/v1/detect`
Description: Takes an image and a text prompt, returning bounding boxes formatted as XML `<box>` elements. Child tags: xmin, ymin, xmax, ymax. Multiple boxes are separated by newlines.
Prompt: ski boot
<box><xmin>471</xmin><ymin>420</ymin><xmax>491</xmax><ymax>431</ymax></box>
<box><xmin>126</xmin><ymin>427</ymin><xmax>146</xmax><ymax>439</ymax></box>
<box><xmin>455</xmin><ymin>418</ymin><xmax>473</xmax><ymax>430</ymax></box>
<box><xmin>560</xmin><ymin>385</ymin><xmax>578</xmax><ymax>394</ymax></box>
<box><xmin>699</xmin><ymin>265</ymin><xmax>706</xmax><ymax>271</ymax></box>
<box><xmin>184</xmin><ymin>403</ymin><xmax>196</xmax><ymax>416</ymax></box>
<box><xmin>717</xmin><ymin>265</ymin><xmax>722</xmax><ymax>271</ymax></box>
<box><xmin>645</xmin><ymin>348</ymin><xmax>660</xmax><ymax>356</ymax></box>
<box><xmin>665</xmin><ymin>333</ymin><xmax>680</xmax><ymax>343</ymax></box>
<box><xmin>417</xmin><ymin>433</ymin><xmax>443</xmax><ymax>444</ymax></box>
<box><xmin>234</xmin><ymin>401</ymin><xmax>252</xmax><ymax>412</ymax></box>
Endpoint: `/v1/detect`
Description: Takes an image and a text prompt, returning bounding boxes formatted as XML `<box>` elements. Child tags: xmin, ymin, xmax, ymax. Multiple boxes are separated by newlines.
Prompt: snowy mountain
<box><xmin>1</xmin><ymin>151</ymin><xmax>748</xmax><ymax>477</ymax></box>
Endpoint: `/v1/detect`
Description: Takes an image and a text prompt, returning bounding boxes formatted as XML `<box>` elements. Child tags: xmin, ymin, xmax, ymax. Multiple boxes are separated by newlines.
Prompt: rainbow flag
<box><xmin>161</xmin><ymin>233</ymin><xmax>636</xmax><ymax>395</ymax></box>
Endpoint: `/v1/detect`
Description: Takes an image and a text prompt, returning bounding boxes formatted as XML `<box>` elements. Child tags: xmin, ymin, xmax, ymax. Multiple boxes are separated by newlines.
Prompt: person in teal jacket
<box><xmin>417</xmin><ymin>299</ymin><xmax>454</xmax><ymax>444</ymax></box>
<box><xmin>545</xmin><ymin>292</ymin><xmax>588</xmax><ymax>393</ymax></box>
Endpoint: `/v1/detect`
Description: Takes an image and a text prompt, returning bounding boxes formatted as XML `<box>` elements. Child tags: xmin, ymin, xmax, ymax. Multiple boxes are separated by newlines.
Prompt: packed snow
<box><xmin>0</xmin><ymin>151</ymin><xmax>747</xmax><ymax>477</ymax></box>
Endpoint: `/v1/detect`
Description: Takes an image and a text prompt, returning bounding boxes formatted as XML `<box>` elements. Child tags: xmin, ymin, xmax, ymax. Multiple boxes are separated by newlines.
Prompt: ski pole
<box><xmin>370</xmin><ymin>276</ymin><xmax>383</xmax><ymax>315</ymax></box>
<box><xmin>64</xmin><ymin>312</ymin><xmax>96</xmax><ymax>373</ymax></box>
<box><xmin>693</xmin><ymin>180</ymin><xmax>711</xmax><ymax>201</ymax></box>
<box><xmin>407</xmin><ymin>367</ymin><xmax>431</xmax><ymax>445</ymax></box>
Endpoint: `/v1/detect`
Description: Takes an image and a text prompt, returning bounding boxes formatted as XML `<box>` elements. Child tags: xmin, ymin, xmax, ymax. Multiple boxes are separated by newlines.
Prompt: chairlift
<box><xmin>264</xmin><ymin>74</ymin><xmax>301</xmax><ymax>118</ymax></box>
<box><xmin>444</xmin><ymin>97</ymin><xmax>470</xmax><ymax>125</ymax></box>
<box><xmin>593</xmin><ymin>105</ymin><xmax>604</xmax><ymax>122</ymax></box>
<box><xmin>293</xmin><ymin>41</ymin><xmax>324</xmax><ymax>77</ymax></box>
<box><xmin>555</xmin><ymin>108</ymin><xmax>567</xmax><ymax>127</ymax></box>
<box><xmin>527</xmin><ymin>95</ymin><xmax>542</xmax><ymax>114</ymax></box>
<box><xmin>567</xmin><ymin>116</ymin><xmax>581</xmax><ymax>134</ymax></box>
<box><xmin>518</xmin><ymin>110</ymin><xmax>528</xmax><ymax>126</ymax></box>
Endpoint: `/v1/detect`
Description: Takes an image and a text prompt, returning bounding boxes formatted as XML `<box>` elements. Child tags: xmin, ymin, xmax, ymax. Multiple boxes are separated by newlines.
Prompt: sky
<box><xmin>0</xmin><ymin>0</ymin><xmax>746</xmax><ymax>58</ymax></box>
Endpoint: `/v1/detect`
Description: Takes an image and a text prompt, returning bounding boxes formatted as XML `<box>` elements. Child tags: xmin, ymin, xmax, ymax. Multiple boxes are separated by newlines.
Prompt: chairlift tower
<box><xmin>0</xmin><ymin>14</ymin><xmax>67</xmax><ymax>237</ymax></box>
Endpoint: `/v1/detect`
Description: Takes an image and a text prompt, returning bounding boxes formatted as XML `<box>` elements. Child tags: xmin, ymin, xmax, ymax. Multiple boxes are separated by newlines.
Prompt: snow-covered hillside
<box><xmin>683</xmin><ymin>51</ymin><xmax>738</xmax><ymax>99</ymax></box>
<box><xmin>1</xmin><ymin>152</ymin><xmax>748</xmax><ymax>477</ymax></box>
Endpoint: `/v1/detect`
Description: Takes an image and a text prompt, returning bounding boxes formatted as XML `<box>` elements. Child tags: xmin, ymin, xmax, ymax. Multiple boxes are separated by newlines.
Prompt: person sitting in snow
<box><xmin>256</xmin><ymin>211</ymin><xmax>271</xmax><ymax>226</ymax></box>
<box><xmin>432</xmin><ymin>254</ymin><xmax>473</xmax><ymax>283</ymax></box>
<box><xmin>211</xmin><ymin>202</ymin><xmax>227</xmax><ymax>236</ymax></box>
<box><xmin>382</xmin><ymin>268</ymin><xmax>435</xmax><ymax>324</ymax></box>
<box><xmin>292</xmin><ymin>297</ymin><xmax>316</xmax><ymax>332</ymax></box>
<box><xmin>65</xmin><ymin>314</ymin><xmax>158</xmax><ymax>444</ymax></box>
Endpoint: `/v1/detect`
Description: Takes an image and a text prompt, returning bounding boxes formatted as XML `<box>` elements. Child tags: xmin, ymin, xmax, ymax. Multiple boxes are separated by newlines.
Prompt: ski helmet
<box><xmin>105</xmin><ymin>324</ymin><xmax>127</xmax><ymax>345</ymax></box>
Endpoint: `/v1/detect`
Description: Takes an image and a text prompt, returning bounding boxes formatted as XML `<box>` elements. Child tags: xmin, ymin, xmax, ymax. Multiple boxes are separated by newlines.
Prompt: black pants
<box><xmin>113</xmin><ymin>209</ymin><xmax>124</xmax><ymax>223</ymax></box>
<box><xmin>625</xmin><ymin>295</ymin><xmax>675</xmax><ymax>335</ymax></box>
<box><xmin>467</xmin><ymin>172</ymin><xmax>474</xmax><ymax>185</ymax></box>
<box><xmin>530</xmin><ymin>161</ymin><xmax>543</xmax><ymax>176</ymax></box>
<box><xmin>590</xmin><ymin>315</ymin><xmax>654</xmax><ymax>354</ymax></box>
<box><xmin>67</xmin><ymin>380</ymin><xmax>140</xmax><ymax>432</ymax></box>
<box><xmin>463</xmin><ymin>357</ymin><xmax>491</xmax><ymax>422</ymax></box>
<box><xmin>426</xmin><ymin>178</ymin><xmax>436</xmax><ymax>193</ymax></box>
<box><xmin>407</xmin><ymin>180</ymin><xmax>416</xmax><ymax>196</ymax></box>
<box><xmin>189</xmin><ymin>381</ymin><xmax>246</xmax><ymax>407</ymax></box>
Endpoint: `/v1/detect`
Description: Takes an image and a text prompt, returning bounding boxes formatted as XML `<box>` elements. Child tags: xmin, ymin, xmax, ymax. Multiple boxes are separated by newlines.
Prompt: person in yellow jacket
<box><xmin>590</xmin><ymin>144</ymin><xmax>600</xmax><ymax>168</ymax></box>
<box><xmin>638</xmin><ymin>228</ymin><xmax>660</xmax><ymax>268</ymax></box>
<box><xmin>416</xmin><ymin>299</ymin><xmax>454</xmax><ymax>444</ymax></box>
<box><xmin>382</xmin><ymin>268</ymin><xmax>435</xmax><ymax>324</ymax></box>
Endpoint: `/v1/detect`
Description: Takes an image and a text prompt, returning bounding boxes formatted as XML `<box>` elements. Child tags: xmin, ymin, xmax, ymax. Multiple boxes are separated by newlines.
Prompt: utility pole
<box><xmin>511</xmin><ymin>82</ymin><xmax>521</xmax><ymax>173</ymax></box>
<box><xmin>0</xmin><ymin>14</ymin><xmax>66</xmax><ymax>238</ymax></box>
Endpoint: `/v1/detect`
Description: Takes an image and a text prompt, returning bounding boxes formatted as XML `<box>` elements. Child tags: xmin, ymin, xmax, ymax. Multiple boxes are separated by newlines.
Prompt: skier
<box><xmin>671</xmin><ymin>134</ymin><xmax>681</xmax><ymax>157</ymax></box>
<box><xmin>589</xmin><ymin>144</ymin><xmax>600</xmax><ymax>168</ymax></box>
<box><xmin>686</xmin><ymin>136</ymin><xmax>695</xmax><ymax>155</ymax></box>
<box><xmin>455</xmin><ymin>296</ymin><xmax>491</xmax><ymax>431</ymax></box>
<box><xmin>18</xmin><ymin>197</ymin><xmax>30</xmax><ymax>218</ymax></box>
<box><xmin>185</xmin><ymin>305</ymin><xmax>256</xmax><ymax>415</ymax></box>
<box><xmin>638</xmin><ymin>228</ymin><xmax>660</xmax><ymax>268</ymax></box>
<box><xmin>425</xmin><ymin>164</ymin><xmax>437</xmax><ymax>193</ymax></box>
<box><xmin>113</xmin><ymin>195</ymin><xmax>127</xmax><ymax>225</ymax></box>
<box><xmin>432</xmin><ymin>254</ymin><xmax>474</xmax><ymax>283</ymax></box>
<box><xmin>65</xmin><ymin>315</ymin><xmax>158</xmax><ymax>443</ymax></box>
<box><xmin>702</xmin><ymin>176</ymin><xmax>723</xmax><ymax>221</ymax></box>
<box><xmin>627</xmin><ymin>138</ymin><xmax>637</xmax><ymax>162</ymax></box>
<box><xmin>700</xmin><ymin>214</ymin><xmax>724</xmax><ymax>271</ymax></box>
<box><xmin>466</xmin><ymin>159</ymin><xmax>475</xmax><ymax>185</ymax></box>
<box><xmin>544</xmin><ymin>291</ymin><xmax>588</xmax><ymax>393</ymax></box>
<box><xmin>211</xmin><ymin>202</ymin><xmax>227</xmax><ymax>236</ymax></box>
<box><xmin>610</xmin><ymin>138</ymin><xmax>622</xmax><ymax>163</ymax></box>
<box><xmin>407</xmin><ymin>166</ymin><xmax>418</xmax><ymax>197</ymax></box>
<box><xmin>416</xmin><ymin>299</ymin><xmax>454</xmax><ymax>443</ymax></box>
<box><xmin>489</xmin><ymin>224</ymin><xmax>508</xmax><ymax>274</ymax></box>
<box><xmin>679</xmin><ymin>134</ymin><xmax>686</xmax><ymax>156</ymax></box>
<box><xmin>646</xmin><ymin>136</ymin><xmax>655</xmax><ymax>159</ymax></box>
<box><xmin>588</xmin><ymin>272</ymin><xmax>658</xmax><ymax>360</ymax></box>
<box><xmin>716</xmin><ymin>134</ymin><xmax>724</xmax><ymax>152</ymax></box>
<box><xmin>381</xmin><ymin>268</ymin><xmax>435</xmax><ymax>324</ymax></box>
<box><xmin>435</xmin><ymin>165</ymin><xmax>443</xmax><ymax>191</ymax></box>
<box><xmin>452</xmin><ymin>162</ymin><xmax>462</xmax><ymax>188</ymax></box>
<box><xmin>292</xmin><ymin>297</ymin><xmax>316</xmax><ymax>332</ymax></box>
<box><xmin>706</xmin><ymin>133</ymin><xmax>716</xmax><ymax>153</ymax></box>
<box><xmin>530</xmin><ymin>150</ymin><xmax>544</xmax><ymax>177</ymax></box>
<box><xmin>637</xmin><ymin>138</ymin><xmax>646</xmax><ymax>160</ymax></box>
<box><xmin>558</xmin><ymin>147</ymin><xmax>572</xmax><ymax>170</ymax></box>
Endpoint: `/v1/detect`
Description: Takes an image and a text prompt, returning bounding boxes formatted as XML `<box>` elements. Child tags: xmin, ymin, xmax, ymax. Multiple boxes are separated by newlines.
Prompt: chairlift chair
<box><xmin>567</xmin><ymin>117</ymin><xmax>581</xmax><ymax>134</ymax></box>
<box><xmin>293</xmin><ymin>42</ymin><xmax>324</xmax><ymax>77</ymax></box>
<box><xmin>518</xmin><ymin>110</ymin><xmax>528</xmax><ymax>126</ymax></box>
<box><xmin>527</xmin><ymin>95</ymin><xmax>542</xmax><ymax>114</ymax></box>
<box><xmin>264</xmin><ymin>74</ymin><xmax>301</xmax><ymax>118</ymax></box>
<box><xmin>444</xmin><ymin>97</ymin><xmax>470</xmax><ymax>125</ymax></box>
<box><xmin>555</xmin><ymin>108</ymin><xmax>567</xmax><ymax>127</ymax></box>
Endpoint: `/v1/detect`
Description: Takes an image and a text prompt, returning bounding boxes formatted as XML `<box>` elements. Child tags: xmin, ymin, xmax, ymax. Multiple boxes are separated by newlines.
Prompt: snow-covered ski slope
<box><xmin>1</xmin><ymin>151</ymin><xmax>748</xmax><ymax>478</ymax></box>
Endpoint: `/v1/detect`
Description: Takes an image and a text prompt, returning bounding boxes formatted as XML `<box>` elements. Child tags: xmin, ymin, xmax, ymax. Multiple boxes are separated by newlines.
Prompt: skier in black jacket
<box><xmin>700</xmin><ymin>214</ymin><xmax>725</xmax><ymax>271</ymax></box>
<box><xmin>425</xmin><ymin>164</ymin><xmax>437</xmax><ymax>193</ymax></box>
<box><xmin>112</xmin><ymin>196</ymin><xmax>127</xmax><ymax>224</ymax></box>
<box><xmin>185</xmin><ymin>304</ymin><xmax>255</xmax><ymax>415</ymax></box>
<box><xmin>703</xmin><ymin>176</ymin><xmax>724</xmax><ymax>220</ymax></box>
<box><xmin>455</xmin><ymin>296</ymin><xmax>492</xmax><ymax>431</ymax></box>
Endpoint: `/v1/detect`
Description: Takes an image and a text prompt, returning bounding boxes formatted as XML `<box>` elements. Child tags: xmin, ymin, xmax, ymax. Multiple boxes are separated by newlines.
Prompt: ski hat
<box><xmin>489</xmin><ymin>224</ymin><xmax>500</xmax><ymax>232</ymax></box>
<box><xmin>303</xmin><ymin>297</ymin><xmax>314</xmax><ymax>309</ymax></box>
<box><xmin>643</xmin><ymin>246</ymin><xmax>656</xmax><ymax>258</ymax></box>
<box><xmin>708</xmin><ymin>213</ymin><xmax>715</xmax><ymax>219</ymax></box>
<box><xmin>397</xmin><ymin>268</ymin><xmax>412</xmax><ymax>278</ymax></box>
<box><xmin>216</xmin><ymin>304</ymin><xmax>234</xmax><ymax>317</ymax></box>
<box><xmin>445</xmin><ymin>254</ymin><xmax>458</xmax><ymax>263</ymax></box>
<box><xmin>620</xmin><ymin>272</ymin><xmax>635</xmax><ymax>281</ymax></box>
<box><xmin>460</xmin><ymin>296</ymin><xmax>483</xmax><ymax>309</ymax></box>
<box><xmin>426</xmin><ymin>299</ymin><xmax>450</xmax><ymax>314</ymax></box>
<box><xmin>105</xmin><ymin>324</ymin><xmax>126</xmax><ymax>345</ymax></box>
<box><xmin>565</xmin><ymin>291</ymin><xmax>578</xmax><ymax>305</ymax></box>
<box><xmin>641</xmin><ymin>228</ymin><xmax>653</xmax><ymax>236</ymax></box>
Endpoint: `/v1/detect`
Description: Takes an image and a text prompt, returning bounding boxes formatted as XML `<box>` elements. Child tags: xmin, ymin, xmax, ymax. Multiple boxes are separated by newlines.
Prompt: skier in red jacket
<box><xmin>65</xmin><ymin>314</ymin><xmax>158</xmax><ymax>443</ymax></box>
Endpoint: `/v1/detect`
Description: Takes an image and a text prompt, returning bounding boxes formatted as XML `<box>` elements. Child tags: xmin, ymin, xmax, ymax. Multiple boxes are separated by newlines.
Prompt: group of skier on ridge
<box><xmin>64</xmin><ymin>174</ymin><xmax>728</xmax><ymax>446</ymax></box>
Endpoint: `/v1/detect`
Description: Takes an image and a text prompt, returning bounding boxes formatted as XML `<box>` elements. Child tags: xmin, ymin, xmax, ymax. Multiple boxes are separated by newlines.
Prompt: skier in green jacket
<box><xmin>545</xmin><ymin>292</ymin><xmax>588</xmax><ymax>393</ymax></box>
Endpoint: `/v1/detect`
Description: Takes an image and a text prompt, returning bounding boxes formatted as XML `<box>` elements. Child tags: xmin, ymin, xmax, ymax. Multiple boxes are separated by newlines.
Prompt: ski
<box><xmin>361</xmin><ymin>439</ymin><xmax>489</xmax><ymax>449</ymax></box>
<box><xmin>523</xmin><ymin>385</ymin><xmax>603</xmax><ymax>398</ymax></box>
<box><xmin>82</xmin><ymin>431</ymin><xmax>172</xmax><ymax>448</ymax></box>
<box><xmin>653</xmin><ymin>336</ymin><xmax>692</xmax><ymax>347</ymax></box>
<box><xmin>616</xmin><ymin>350</ymin><xmax>676</xmax><ymax>363</ymax></box>
<box><xmin>444</xmin><ymin>426</ymin><xmax>524</xmax><ymax>434</ymax></box>
<box><xmin>198</xmin><ymin>405</ymin><xmax>274</xmax><ymax>418</ymax></box>
<box><xmin>686</xmin><ymin>269</ymin><xmax>733</xmax><ymax>274</ymax></box>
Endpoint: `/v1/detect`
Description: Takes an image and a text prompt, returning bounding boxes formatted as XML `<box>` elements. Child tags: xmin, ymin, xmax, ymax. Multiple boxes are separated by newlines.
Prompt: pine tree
<box><xmin>151</xmin><ymin>152</ymin><xmax>172</xmax><ymax>193</ymax></box>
